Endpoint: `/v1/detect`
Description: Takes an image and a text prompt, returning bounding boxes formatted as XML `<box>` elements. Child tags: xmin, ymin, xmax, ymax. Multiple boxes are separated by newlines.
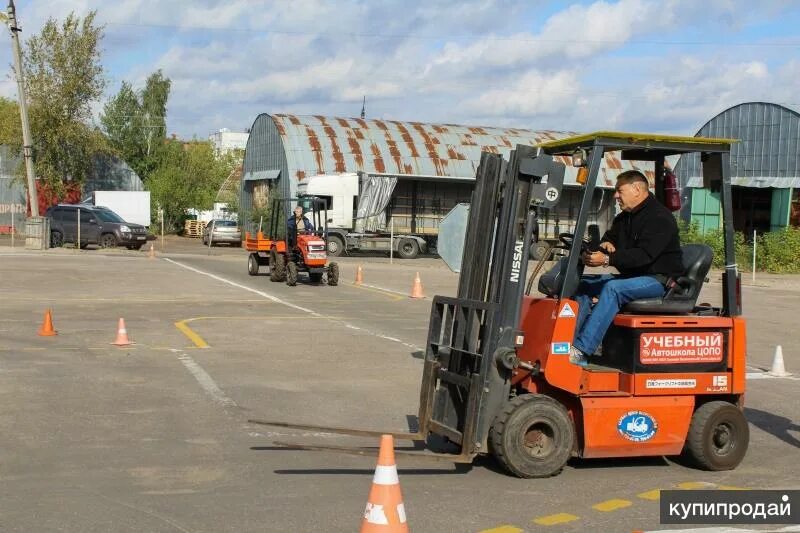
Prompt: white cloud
<box><xmin>464</xmin><ymin>69</ymin><xmax>581</xmax><ymax>116</ymax></box>
<box><xmin>1</xmin><ymin>0</ymin><xmax>797</xmax><ymax>138</ymax></box>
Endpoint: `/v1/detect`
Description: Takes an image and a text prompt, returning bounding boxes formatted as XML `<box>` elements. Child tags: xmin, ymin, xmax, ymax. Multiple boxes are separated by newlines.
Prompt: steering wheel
<box><xmin>558</xmin><ymin>232</ymin><xmax>574</xmax><ymax>248</ymax></box>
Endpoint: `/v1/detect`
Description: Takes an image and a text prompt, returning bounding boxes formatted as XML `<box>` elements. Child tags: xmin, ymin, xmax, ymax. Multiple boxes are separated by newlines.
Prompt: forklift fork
<box><xmin>248</xmin><ymin>358</ymin><xmax>477</xmax><ymax>463</ymax></box>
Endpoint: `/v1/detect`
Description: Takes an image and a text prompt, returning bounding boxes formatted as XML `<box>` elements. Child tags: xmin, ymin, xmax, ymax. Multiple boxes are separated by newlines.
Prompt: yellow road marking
<box><xmin>175</xmin><ymin>320</ymin><xmax>209</xmax><ymax>349</ymax></box>
<box><xmin>174</xmin><ymin>316</ymin><xmax>313</xmax><ymax>349</ymax></box>
<box><xmin>718</xmin><ymin>485</ymin><xmax>747</xmax><ymax>490</ymax></box>
<box><xmin>478</xmin><ymin>526</ymin><xmax>523</xmax><ymax>533</ymax></box>
<box><xmin>533</xmin><ymin>513</ymin><xmax>579</xmax><ymax>526</ymax></box>
<box><xmin>637</xmin><ymin>489</ymin><xmax>661</xmax><ymax>501</ymax></box>
<box><xmin>678</xmin><ymin>481</ymin><xmax>717</xmax><ymax>490</ymax></box>
<box><xmin>592</xmin><ymin>499</ymin><xmax>632</xmax><ymax>512</ymax></box>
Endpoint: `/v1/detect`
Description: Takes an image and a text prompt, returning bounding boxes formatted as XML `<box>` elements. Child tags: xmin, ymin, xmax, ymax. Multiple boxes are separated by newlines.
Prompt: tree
<box><xmin>101</xmin><ymin>70</ymin><xmax>171</xmax><ymax>181</ymax></box>
<box><xmin>22</xmin><ymin>11</ymin><xmax>108</xmax><ymax>194</ymax></box>
<box><xmin>147</xmin><ymin>140</ymin><xmax>237</xmax><ymax>232</ymax></box>
<box><xmin>0</xmin><ymin>97</ymin><xmax>22</xmax><ymax>148</ymax></box>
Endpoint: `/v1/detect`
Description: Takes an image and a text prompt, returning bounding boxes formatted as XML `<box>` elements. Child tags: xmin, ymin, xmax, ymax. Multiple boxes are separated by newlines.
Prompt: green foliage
<box><xmin>147</xmin><ymin>140</ymin><xmax>238</xmax><ymax>232</ymax></box>
<box><xmin>0</xmin><ymin>97</ymin><xmax>22</xmax><ymax>147</ymax></box>
<box><xmin>757</xmin><ymin>227</ymin><xmax>800</xmax><ymax>273</ymax></box>
<box><xmin>23</xmin><ymin>11</ymin><xmax>108</xmax><ymax>189</ymax></box>
<box><xmin>101</xmin><ymin>71</ymin><xmax>171</xmax><ymax>180</ymax></box>
<box><xmin>678</xmin><ymin>219</ymin><xmax>800</xmax><ymax>273</ymax></box>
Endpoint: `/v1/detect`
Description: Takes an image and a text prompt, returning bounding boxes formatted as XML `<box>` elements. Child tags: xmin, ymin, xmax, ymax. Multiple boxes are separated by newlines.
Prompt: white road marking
<box><xmin>165</xmin><ymin>258</ymin><xmax>421</xmax><ymax>351</ymax></box>
<box><xmin>171</xmin><ymin>349</ymin><xmax>237</xmax><ymax>408</ymax></box>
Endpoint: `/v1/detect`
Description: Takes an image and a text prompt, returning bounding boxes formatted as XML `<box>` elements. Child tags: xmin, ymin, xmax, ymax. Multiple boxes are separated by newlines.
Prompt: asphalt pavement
<box><xmin>0</xmin><ymin>236</ymin><xmax>798</xmax><ymax>533</ymax></box>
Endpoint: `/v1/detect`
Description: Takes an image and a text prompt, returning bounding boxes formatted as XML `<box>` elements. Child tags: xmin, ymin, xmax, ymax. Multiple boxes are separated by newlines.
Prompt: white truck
<box><xmin>296</xmin><ymin>172</ymin><xmax>472</xmax><ymax>258</ymax></box>
<box><xmin>84</xmin><ymin>191</ymin><xmax>152</xmax><ymax>227</ymax></box>
<box><xmin>297</xmin><ymin>172</ymin><xmax>615</xmax><ymax>260</ymax></box>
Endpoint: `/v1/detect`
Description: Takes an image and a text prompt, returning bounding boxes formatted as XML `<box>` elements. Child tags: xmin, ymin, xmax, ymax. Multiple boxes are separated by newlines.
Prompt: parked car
<box><xmin>202</xmin><ymin>219</ymin><xmax>242</xmax><ymax>246</ymax></box>
<box><xmin>46</xmin><ymin>204</ymin><xmax>154</xmax><ymax>250</ymax></box>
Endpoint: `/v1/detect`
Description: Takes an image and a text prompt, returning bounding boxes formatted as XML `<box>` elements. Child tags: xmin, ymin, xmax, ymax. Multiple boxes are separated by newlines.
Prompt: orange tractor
<box><xmin>251</xmin><ymin>132</ymin><xmax>748</xmax><ymax>477</ymax></box>
<box><xmin>245</xmin><ymin>197</ymin><xmax>339</xmax><ymax>286</ymax></box>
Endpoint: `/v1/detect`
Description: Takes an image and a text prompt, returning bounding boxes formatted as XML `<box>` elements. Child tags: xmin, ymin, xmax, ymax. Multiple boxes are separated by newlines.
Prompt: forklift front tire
<box><xmin>489</xmin><ymin>394</ymin><xmax>575</xmax><ymax>478</ymax></box>
<box><xmin>683</xmin><ymin>401</ymin><xmax>749</xmax><ymax>471</ymax></box>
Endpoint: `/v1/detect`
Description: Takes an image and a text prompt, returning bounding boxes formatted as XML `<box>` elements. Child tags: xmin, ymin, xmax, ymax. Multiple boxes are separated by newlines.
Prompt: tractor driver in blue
<box><xmin>287</xmin><ymin>205</ymin><xmax>315</xmax><ymax>247</ymax></box>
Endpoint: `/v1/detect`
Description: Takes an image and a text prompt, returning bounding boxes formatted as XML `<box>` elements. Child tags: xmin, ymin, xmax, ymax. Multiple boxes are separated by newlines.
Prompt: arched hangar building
<box><xmin>674</xmin><ymin>102</ymin><xmax>800</xmax><ymax>234</ymax></box>
<box><xmin>239</xmin><ymin>114</ymin><xmax>649</xmax><ymax>241</ymax></box>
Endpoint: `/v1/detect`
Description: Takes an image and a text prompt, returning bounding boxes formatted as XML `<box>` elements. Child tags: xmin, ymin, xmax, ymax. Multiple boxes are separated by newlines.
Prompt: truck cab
<box><xmin>296</xmin><ymin>173</ymin><xmax>359</xmax><ymax>230</ymax></box>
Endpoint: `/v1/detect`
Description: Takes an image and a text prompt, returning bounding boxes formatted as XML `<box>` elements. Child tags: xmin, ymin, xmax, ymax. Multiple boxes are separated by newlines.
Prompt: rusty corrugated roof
<box><xmin>270</xmin><ymin>114</ymin><xmax>650</xmax><ymax>188</ymax></box>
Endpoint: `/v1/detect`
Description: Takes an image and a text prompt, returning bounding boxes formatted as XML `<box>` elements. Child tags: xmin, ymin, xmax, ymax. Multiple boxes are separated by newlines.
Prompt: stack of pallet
<box><xmin>184</xmin><ymin>220</ymin><xmax>206</xmax><ymax>238</ymax></box>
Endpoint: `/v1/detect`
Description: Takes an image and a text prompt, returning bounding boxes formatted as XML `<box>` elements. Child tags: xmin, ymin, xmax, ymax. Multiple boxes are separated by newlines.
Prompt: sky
<box><xmin>1</xmin><ymin>0</ymin><xmax>799</xmax><ymax>140</ymax></box>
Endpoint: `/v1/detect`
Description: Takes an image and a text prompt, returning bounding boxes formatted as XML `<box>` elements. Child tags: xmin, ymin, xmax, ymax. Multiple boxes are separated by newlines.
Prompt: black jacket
<box><xmin>602</xmin><ymin>194</ymin><xmax>683</xmax><ymax>279</ymax></box>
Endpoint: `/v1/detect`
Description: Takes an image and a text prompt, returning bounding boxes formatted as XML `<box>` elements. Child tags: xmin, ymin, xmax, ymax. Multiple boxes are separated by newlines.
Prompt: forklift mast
<box><xmin>422</xmin><ymin>146</ymin><xmax>565</xmax><ymax>454</ymax></box>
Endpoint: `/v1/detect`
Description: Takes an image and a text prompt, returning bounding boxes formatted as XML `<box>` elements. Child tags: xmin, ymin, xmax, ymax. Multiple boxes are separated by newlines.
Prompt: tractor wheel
<box><xmin>270</xmin><ymin>251</ymin><xmax>286</xmax><ymax>282</ymax></box>
<box><xmin>248</xmin><ymin>253</ymin><xmax>260</xmax><ymax>276</ymax></box>
<box><xmin>309</xmin><ymin>272</ymin><xmax>323</xmax><ymax>283</ymax></box>
<box><xmin>327</xmin><ymin>262</ymin><xmax>339</xmax><ymax>286</ymax></box>
<box><xmin>489</xmin><ymin>394</ymin><xmax>575</xmax><ymax>478</ymax></box>
<box><xmin>683</xmin><ymin>401</ymin><xmax>749</xmax><ymax>471</ymax></box>
<box><xmin>327</xmin><ymin>235</ymin><xmax>345</xmax><ymax>256</ymax></box>
<box><xmin>286</xmin><ymin>261</ymin><xmax>298</xmax><ymax>286</ymax></box>
<box><xmin>397</xmin><ymin>238</ymin><xmax>419</xmax><ymax>259</ymax></box>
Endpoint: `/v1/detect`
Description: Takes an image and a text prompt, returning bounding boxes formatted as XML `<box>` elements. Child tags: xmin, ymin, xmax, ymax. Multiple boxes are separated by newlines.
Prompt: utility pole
<box><xmin>5</xmin><ymin>0</ymin><xmax>39</xmax><ymax>216</ymax></box>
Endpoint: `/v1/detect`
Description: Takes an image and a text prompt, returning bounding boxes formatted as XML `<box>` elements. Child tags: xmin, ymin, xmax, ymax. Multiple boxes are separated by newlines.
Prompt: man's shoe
<box><xmin>569</xmin><ymin>346</ymin><xmax>589</xmax><ymax>367</ymax></box>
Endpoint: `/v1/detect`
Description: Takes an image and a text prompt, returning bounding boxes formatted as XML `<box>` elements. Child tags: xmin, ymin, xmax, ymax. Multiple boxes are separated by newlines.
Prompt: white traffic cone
<box><xmin>768</xmin><ymin>345</ymin><xmax>791</xmax><ymax>377</ymax></box>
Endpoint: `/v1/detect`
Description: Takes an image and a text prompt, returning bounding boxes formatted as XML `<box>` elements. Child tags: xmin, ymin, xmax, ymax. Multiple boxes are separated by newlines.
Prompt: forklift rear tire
<box><xmin>248</xmin><ymin>253</ymin><xmax>260</xmax><ymax>276</ymax></box>
<box><xmin>489</xmin><ymin>394</ymin><xmax>575</xmax><ymax>478</ymax></box>
<box><xmin>286</xmin><ymin>262</ymin><xmax>298</xmax><ymax>286</ymax></box>
<box><xmin>327</xmin><ymin>262</ymin><xmax>339</xmax><ymax>286</ymax></box>
<box><xmin>683</xmin><ymin>401</ymin><xmax>749</xmax><ymax>471</ymax></box>
<box><xmin>270</xmin><ymin>251</ymin><xmax>286</xmax><ymax>282</ymax></box>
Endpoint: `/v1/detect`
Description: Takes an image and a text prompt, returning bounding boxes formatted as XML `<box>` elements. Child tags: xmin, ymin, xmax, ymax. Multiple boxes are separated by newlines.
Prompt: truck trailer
<box><xmin>297</xmin><ymin>172</ymin><xmax>472</xmax><ymax>258</ymax></box>
<box><xmin>297</xmin><ymin>171</ymin><xmax>615</xmax><ymax>260</ymax></box>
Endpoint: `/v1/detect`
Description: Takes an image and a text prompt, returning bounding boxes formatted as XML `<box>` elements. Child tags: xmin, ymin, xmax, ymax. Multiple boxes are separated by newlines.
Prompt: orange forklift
<box><xmin>250</xmin><ymin>132</ymin><xmax>748</xmax><ymax>477</ymax></box>
<box><xmin>245</xmin><ymin>197</ymin><xmax>339</xmax><ymax>286</ymax></box>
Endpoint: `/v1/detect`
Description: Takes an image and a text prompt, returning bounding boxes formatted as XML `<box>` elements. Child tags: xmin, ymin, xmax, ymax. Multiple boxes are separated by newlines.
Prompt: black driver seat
<box><xmin>622</xmin><ymin>244</ymin><xmax>713</xmax><ymax>314</ymax></box>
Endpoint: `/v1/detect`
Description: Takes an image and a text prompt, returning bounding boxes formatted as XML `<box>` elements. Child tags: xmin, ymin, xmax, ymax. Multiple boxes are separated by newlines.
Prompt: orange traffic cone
<box><xmin>111</xmin><ymin>318</ymin><xmax>133</xmax><ymax>346</ymax></box>
<box><xmin>355</xmin><ymin>264</ymin><xmax>364</xmax><ymax>285</ymax></box>
<box><xmin>361</xmin><ymin>435</ymin><xmax>408</xmax><ymax>532</ymax></box>
<box><xmin>410</xmin><ymin>272</ymin><xmax>424</xmax><ymax>299</ymax></box>
<box><xmin>148</xmin><ymin>243</ymin><xmax>155</xmax><ymax>259</ymax></box>
<box><xmin>38</xmin><ymin>309</ymin><xmax>57</xmax><ymax>336</ymax></box>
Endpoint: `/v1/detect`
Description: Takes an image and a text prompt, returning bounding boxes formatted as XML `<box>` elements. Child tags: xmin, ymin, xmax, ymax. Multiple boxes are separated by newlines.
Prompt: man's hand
<box><xmin>599</xmin><ymin>241</ymin><xmax>616</xmax><ymax>253</ymax></box>
<box><xmin>582</xmin><ymin>251</ymin><xmax>609</xmax><ymax>267</ymax></box>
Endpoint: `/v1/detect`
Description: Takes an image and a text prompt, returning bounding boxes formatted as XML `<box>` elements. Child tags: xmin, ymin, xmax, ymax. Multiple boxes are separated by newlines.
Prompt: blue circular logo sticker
<box><xmin>617</xmin><ymin>411</ymin><xmax>657</xmax><ymax>442</ymax></box>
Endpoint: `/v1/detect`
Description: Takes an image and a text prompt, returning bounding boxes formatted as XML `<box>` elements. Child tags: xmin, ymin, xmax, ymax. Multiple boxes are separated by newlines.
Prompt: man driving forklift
<box><xmin>570</xmin><ymin>169</ymin><xmax>684</xmax><ymax>366</ymax></box>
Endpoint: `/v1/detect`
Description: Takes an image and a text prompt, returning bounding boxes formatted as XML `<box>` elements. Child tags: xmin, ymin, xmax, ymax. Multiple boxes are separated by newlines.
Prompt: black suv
<box><xmin>46</xmin><ymin>204</ymin><xmax>154</xmax><ymax>249</ymax></box>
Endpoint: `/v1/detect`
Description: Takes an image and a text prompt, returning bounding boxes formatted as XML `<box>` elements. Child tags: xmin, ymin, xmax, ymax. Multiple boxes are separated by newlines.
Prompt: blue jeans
<box><xmin>573</xmin><ymin>275</ymin><xmax>665</xmax><ymax>356</ymax></box>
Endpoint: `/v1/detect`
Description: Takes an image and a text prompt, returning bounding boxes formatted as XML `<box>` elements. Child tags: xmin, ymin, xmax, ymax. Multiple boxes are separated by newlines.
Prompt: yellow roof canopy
<box><xmin>537</xmin><ymin>131</ymin><xmax>738</xmax><ymax>152</ymax></box>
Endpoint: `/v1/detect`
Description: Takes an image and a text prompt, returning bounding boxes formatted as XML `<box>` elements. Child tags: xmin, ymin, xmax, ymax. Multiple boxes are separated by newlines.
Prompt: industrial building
<box><xmin>239</xmin><ymin>114</ymin><xmax>649</xmax><ymax>236</ymax></box>
<box><xmin>209</xmin><ymin>128</ymin><xmax>249</xmax><ymax>155</ymax></box>
<box><xmin>674</xmin><ymin>102</ymin><xmax>800</xmax><ymax>234</ymax></box>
